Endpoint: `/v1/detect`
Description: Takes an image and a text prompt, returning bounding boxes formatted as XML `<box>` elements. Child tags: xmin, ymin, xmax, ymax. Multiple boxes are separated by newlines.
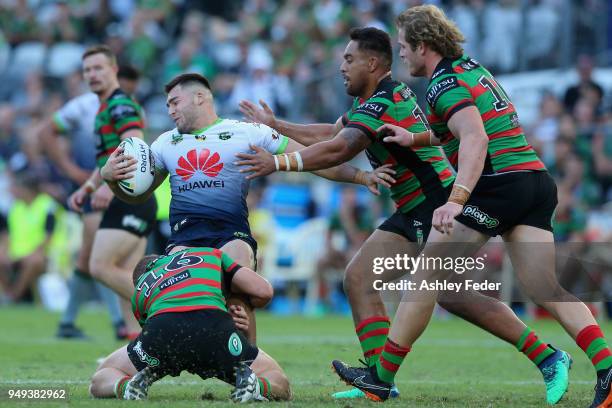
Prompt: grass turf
<box><xmin>1</xmin><ymin>305</ymin><xmax>608</xmax><ymax>407</ymax></box>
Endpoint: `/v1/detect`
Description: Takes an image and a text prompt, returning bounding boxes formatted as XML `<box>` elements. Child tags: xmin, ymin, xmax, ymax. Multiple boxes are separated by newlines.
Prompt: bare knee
<box><xmin>89</xmin><ymin>370</ymin><xmax>105</xmax><ymax>398</ymax></box>
<box><xmin>89</xmin><ymin>257</ymin><xmax>108</xmax><ymax>281</ymax></box>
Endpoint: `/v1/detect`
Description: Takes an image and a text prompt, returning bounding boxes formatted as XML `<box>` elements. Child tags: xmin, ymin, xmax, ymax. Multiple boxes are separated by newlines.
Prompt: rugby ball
<box><xmin>117</xmin><ymin>137</ymin><xmax>155</xmax><ymax>196</ymax></box>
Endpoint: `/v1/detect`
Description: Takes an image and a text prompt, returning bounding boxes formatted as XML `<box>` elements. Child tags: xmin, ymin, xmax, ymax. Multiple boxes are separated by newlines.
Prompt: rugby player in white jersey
<box><xmin>41</xmin><ymin>66</ymin><xmax>142</xmax><ymax>339</ymax></box>
<box><xmin>100</xmin><ymin>72</ymin><xmax>394</xmax><ymax>344</ymax></box>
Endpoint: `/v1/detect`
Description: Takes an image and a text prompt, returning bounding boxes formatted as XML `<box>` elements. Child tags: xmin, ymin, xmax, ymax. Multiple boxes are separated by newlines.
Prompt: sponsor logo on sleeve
<box><xmin>399</xmin><ymin>86</ymin><xmax>415</xmax><ymax>101</ymax></box>
<box><xmin>354</xmin><ymin>101</ymin><xmax>387</xmax><ymax>118</ymax></box>
<box><xmin>426</xmin><ymin>76</ymin><xmax>460</xmax><ymax>108</ymax></box>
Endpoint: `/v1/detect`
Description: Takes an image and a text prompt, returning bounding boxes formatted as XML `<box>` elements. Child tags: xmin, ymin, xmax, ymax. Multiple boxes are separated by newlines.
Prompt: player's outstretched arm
<box><xmin>230</xmin><ymin>267</ymin><xmax>273</xmax><ymax>309</ymax></box>
<box><xmin>101</xmin><ymin>147</ymin><xmax>168</xmax><ymax>204</ymax></box>
<box><xmin>236</xmin><ymin>127</ymin><xmax>371</xmax><ymax>179</ymax></box>
<box><xmin>378</xmin><ymin>124</ymin><xmax>441</xmax><ymax>147</ymax></box>
<box><xmin>239</xmin><ymin>99</ymin><xmax>339</xmax><ymax>145</ymax></box>
<box><xmin>284</xmin><ymin>139</ymin><xmax>395</xmax><ymax>195</ymax></box>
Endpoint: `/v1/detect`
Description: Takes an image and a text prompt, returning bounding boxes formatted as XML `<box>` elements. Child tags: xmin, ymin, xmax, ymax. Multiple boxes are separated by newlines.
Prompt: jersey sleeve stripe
<box><xmin>117</xmin><ymin>122</ymin><xmax>144</xmax><ymax>135</ymax></box>
<box><xmin>444</xmin><ymin>100</ymin><xmax>475</xmax><ymax>121</ymax></box>
<box><xmin>275</xmin><ymin>136</ymin><xmax>289</xmax><ymax>154</ymax></box>
<box><xmin>345</xmin><ymin>121</ymin><xmax>376</xmax><ymax>140</ymax></box>
<box><xmin>52</xmin><ymin>114</ymin><xmax>67</xmax><ymax>133</ymax></box>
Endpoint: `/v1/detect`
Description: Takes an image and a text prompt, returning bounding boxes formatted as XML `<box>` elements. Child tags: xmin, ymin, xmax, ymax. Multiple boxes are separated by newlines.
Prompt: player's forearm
<box><xmin>297</xmin><ymin>140</ymin><xmax>355</xmax><ymax>171</ymax></box>
<box><xmin>274</xmin><ymin>120</ymin><xmax>336</xmax><ymax>145</ymax></box>
<box><xmin>414</xmin><ymin>130</ymin><xmax>441</xmax><ymax>146</ymax></box>
<box><xmin>454</xmin><ymin>132</ymin><xmax>487</xmax><ymax>193</ymax></box>
<box><xmin>312</xmin><ymin>164</ymin><xmax>367</xmax><ymax>186</ymax></box>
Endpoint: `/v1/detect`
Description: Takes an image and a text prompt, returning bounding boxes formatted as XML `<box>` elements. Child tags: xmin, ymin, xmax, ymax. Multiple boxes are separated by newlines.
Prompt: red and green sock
<box><xmin>576</xmin><ymin>325</ymin><xmax>612</xmax><ymax>372</ymax></box>
<box><xmin>257</xmin><ymin>377</ymin><xmax>272</xmax><ymax>399</ymax></box>
<box><xmin>356</xmin><ymin>316</ymin><xmax>390</xmax><ymax>367</ymax></box>
<box><xmin>516</xmin><ymin>327</ymin><xmax>555</xmax><ymax>367</ymax></box>
<box><xmin>375</xmin><ymin>338</ymin><xmax>410</xmax><ymax>384</ymax></box>
<box><xmin>114</xmin><ymin>375</ymin><xmax>131</xmax><ymax>399</ymax></box>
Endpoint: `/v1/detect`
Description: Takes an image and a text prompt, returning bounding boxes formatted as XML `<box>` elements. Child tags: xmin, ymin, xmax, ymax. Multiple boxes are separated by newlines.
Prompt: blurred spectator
<box><xmin>2</xmin><ymin>163</ymin><xmax>58</xmax><ymax>303</ymax></box>
<box><xmin>564</xmin><ymin>55</ymin><xmax>604</xmax><ymax>113</ymax></box>
<box><xmin>11</xmin><ymin>71</ymin><xmax>46</xmax><ymax>119</ymax></box>
<box><xmin>592</xmin><ymin>124</ymin><xmax>612</xmax><ymax>203</ymax></box>
<box><xmin>0</xmin><ymin>105</ymin><xmax>20</xmax><ymax>162</ymax></box>
<box><xmin>449</xmin><ymin>0</ymin><xmax>483</xmax><ymax>58</ymax></box>
<box><xmin>315</xmin><ymin>186</ymin><xmax>373</xmax><ymax>311</ymax></box>
<box><xmin>481</xmin><ymin>0</ymin><xmax>521</xmax><ymax>73</ymax></box>
<box><xmin>524</xmin><ymin>0</ymin><xmax>560</xmax><ymax>70</ymax></box>
<box><xmin>529</xmin><ymin>91</ymin><xmax>563</xmax><ymax>167</ymax></box>
<box><xmin>162</xmin><ymin>37</ymin><xmax>217</xmax><ymax>84</ymax></box>
<box><xmin>227</xmin><ymin>44</ymin><xmax>293</xmax><ymax>117</ymax></box>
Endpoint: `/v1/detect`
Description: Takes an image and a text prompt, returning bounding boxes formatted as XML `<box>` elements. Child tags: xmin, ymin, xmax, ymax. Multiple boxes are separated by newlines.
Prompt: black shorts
<box><xmin>377</xmin><ymin>187</ymin><xmax>450</xmax><ymax>245</ymax></box>
<box><xmin>99</xmin><ymin>197</ymin><xmax>157</xmax><ymax>237</ymax></box>
<box><xmin>166</xmin><ymin>217</ymin><xmax>258</xmax><ymax>261</ymax></box>
<box><xmin>127</xmin><ymin>309</ymin><xmax>259</xmax><ymax>383</ymax></box>
<box><xmin>455</xmin><ymin>171</ymin><xmax>557</xmax><ymax>237</ymax></box>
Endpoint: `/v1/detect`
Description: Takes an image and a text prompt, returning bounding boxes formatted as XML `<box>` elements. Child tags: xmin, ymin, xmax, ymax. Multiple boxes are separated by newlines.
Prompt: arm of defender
<box><xmin>230</xmin><ymin>267</ymin><xmax>274</xmax><ymax>308</ymax></box>
<box><xmin>284</xmin><ymin>139</ymin><xmax>395</xmax><ymax>193</ymax></box>
<box><xmin>447</xmin><ymin>106</ymin><xmax>488</xmax><ymax>192</ymax></box>
<box><xmin>239</xmin><ymin>99</ymin><xmax>340</xmax><ymax>144</ymax></box>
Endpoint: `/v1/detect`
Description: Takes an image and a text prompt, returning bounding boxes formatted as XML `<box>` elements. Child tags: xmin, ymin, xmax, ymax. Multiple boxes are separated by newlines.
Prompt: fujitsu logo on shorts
<box><xmin>176</xmin><ymin>148</ymin><xmax>223</xmax><ymax>181</ymax></box>
<box><xmin>462</xmin><ymin>205</ymin><xmax>499</xmax><ymax>229</ymax></box>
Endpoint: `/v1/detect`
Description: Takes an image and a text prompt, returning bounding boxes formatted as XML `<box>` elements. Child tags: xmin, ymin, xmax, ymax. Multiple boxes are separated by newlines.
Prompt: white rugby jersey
<box><xmin>52</xmin><ymin>92</ymin><xmax>99</xmax><ymax>170</ymax></box>
<box><xmin>150</xmin><ymin>118</ymin><xmax>288</xmax><ymax>229</ymax></box>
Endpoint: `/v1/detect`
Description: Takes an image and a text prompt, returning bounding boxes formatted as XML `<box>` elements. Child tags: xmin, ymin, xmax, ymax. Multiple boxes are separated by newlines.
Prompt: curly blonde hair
<box><xmin>396</xmin><ymin>5</ymin><xmax>465</xmax><ymax>59</ymax></box>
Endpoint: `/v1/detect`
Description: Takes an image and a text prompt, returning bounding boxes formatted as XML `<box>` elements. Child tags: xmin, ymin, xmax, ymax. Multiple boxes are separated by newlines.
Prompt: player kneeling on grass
<box><xmin>89</xmin><ymin>248</ymin><xmax>291</xmax><ymax>402</ymax></box>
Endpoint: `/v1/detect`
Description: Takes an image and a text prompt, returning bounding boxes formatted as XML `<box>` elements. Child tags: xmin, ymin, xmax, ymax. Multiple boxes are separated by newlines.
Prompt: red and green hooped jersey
<box><xmin>94</xmin><ymin>88</ymin><xmax>144</xmax><ymax>167</ymax></box>
<box><xmin>131</xmin><ymin>248</ymin><xmax>242</xmax><ymax>326</ymax></box>
<box><xmin>341</xmin><ymin>76</ymin><xmax>454</xmax><ymax>213</ymax></box>
<box><xmin>426</xmin><ymin>55</ymin><xmax>545</xmax><ymax>174</ymax></box>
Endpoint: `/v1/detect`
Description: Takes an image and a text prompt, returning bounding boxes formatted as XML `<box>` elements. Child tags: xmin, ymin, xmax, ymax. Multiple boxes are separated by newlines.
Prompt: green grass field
<box><xmin>1</xmin><ymin>306</ymin><xmax>608</xmax><ymax>407</ymax></box>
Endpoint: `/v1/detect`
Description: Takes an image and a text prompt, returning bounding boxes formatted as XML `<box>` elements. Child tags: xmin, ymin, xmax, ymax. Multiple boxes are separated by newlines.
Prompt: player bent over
<box><xmin>89</xmin><ymin>248</ymin><xmax>291</xmax><ymax>402</ymax></box>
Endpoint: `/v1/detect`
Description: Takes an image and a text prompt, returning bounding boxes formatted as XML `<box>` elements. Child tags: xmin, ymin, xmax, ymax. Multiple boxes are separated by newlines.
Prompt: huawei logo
<box><xmin>176</xmin><ymin>148</ymin><xmax>223</xmax><ymax>181</ymax></box>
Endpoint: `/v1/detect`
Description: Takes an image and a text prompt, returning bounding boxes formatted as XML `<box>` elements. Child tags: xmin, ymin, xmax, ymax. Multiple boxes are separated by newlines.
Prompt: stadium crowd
<box><xmin>0</xmin><ymin>0</ymin><xmax>610</xmax><ymax>315</ymax></box>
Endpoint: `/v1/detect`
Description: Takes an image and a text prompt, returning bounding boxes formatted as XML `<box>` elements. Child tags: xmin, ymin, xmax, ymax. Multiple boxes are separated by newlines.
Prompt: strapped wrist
<box><xmin>448</xmin><ymin>183</ymin><xmax>471</xmax><ymax>206</ymax></box>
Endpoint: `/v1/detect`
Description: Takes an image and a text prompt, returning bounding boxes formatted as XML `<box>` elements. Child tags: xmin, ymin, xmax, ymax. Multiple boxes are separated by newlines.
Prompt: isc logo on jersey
<box><xmin>176</xmin><ymin>148</ymin><xmax>225</xmax><ymax>193</ymax></box>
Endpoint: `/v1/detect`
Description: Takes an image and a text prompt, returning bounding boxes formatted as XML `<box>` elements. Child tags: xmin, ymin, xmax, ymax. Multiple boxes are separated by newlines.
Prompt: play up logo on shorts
<box><xmin>176</xmin><ymin>148</ymin><xmax>223</xmax><ymax>181</ymax></box>
<box><xmin>462</xmin><ymin>205</ymin><xmax>499</xmax><ymax>229</ymax></box>
<box><xmin>228</xmin><ymin>332</ymin><xmax>243</xmax><ymax>356</ymax></box>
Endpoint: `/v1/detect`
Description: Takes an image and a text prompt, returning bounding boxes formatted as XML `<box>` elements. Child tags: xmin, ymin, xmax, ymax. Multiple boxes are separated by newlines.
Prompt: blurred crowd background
<box><xmin>0</xmin><ymin>0</ymin><xmax>610</xmax><ymax>316</ymax></box>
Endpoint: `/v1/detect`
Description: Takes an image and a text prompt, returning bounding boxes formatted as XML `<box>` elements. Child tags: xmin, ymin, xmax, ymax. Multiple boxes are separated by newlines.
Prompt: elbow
<box><xmin>250</xmin><ymin>281</ymin><xmax>274</xmax><ymax>308</ymax></box>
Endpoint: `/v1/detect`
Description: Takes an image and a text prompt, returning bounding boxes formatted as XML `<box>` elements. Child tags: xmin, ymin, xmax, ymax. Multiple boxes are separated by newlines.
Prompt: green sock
<box><xmin>356</xmin><ymin>316</ymin><xmax>390</xmax><ymax>367</ymax></box>
<box><xmin>257</xmin><ymin>377</ymin><xmax>271</xmax><ymax>399</ymax></box>
<box><xmin>375</xmin><ymin>338</ymin><xmax>410</xmax><ymax>384</ymax></box>
<box><xmin>516</xmin><ymin>327</ymin><xmax>555</xmax><ymax>367</ymax></box>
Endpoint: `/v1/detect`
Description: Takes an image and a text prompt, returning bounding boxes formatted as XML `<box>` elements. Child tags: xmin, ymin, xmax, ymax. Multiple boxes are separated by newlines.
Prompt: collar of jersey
<box><xmin>191</xmin><ymin>117</ymin><xmax>224</xmax><ymax>136</ymax></box>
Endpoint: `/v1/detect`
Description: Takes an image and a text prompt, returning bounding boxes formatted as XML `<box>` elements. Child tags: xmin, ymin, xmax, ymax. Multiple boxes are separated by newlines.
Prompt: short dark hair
<box><xmin>349</xmin><ymin>27</ymin><xmax>393</xmax><ymax>70</ymax></box>
<box><xmin>82</xmin><ymin>44</ymin><xmax>116</xmax><ymax>64</ymax></box>
<box><xmin>133</xmin><ymin>254</ymin><xmax>161</xmax><ymax>286</ymax></box>
<box><xmin>164</xmin><ymin>73</ymin><xmax>211</xmax><ymax>94</ymax></box>
<box><xmin>118</xmin><ymin>64</ymin><xmax>140</xmax><ymax>81</ymax></box>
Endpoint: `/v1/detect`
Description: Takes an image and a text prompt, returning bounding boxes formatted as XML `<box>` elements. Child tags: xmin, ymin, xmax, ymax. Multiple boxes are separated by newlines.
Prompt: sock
<box><xmin>94</xmin><ymin>282</ymin><xmax>123</xmax><ymax>325</ymax></box>
<box><xmin>114</xmin><ymin>375</ymin><xmax>131</xmax><ymax>399</ymax></box>
<box><xmin>516</xmin><ymin>327</ymin><xmax>555</xmax><ymax>367</ymax></box>
<box><xmin>576</xmin><ymin>325</ymin><xmax>612</xmax><ymax>372</ymax></box>
<box><xmin>375</xmin><ymin>338</ymin><xmax>410</xmax><ymax>384</ymax></box>
<box><xmin>356</xmin><ymin>316</ymin><xmax>390</xmax><ymax>367</ymax></box>
<box><xmin>257</xmin><ymin>377</ymin><xmax>271</xmax><ymax>399</ymax></box>
<box><xmin>60</xmin><ymin>269</ymin><xmax>94</xmax><ymax>325</ymax></box>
